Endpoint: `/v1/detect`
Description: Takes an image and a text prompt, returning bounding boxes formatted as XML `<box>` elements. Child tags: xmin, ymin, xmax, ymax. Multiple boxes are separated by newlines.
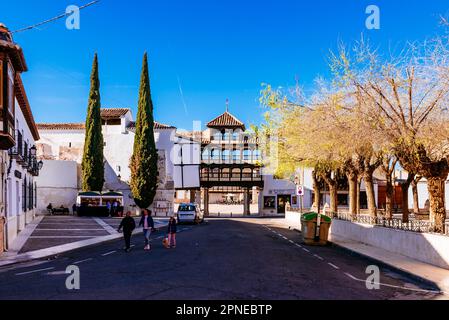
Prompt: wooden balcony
<box><xmin>200</xmin><ymin>164</ymin><xmax>264</xmax><ymax>188</ymax></box>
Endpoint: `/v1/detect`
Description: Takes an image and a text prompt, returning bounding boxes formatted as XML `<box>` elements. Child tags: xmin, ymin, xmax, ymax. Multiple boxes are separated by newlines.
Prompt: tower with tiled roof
<box><xmin>200</xmin><ymin>102</ymin><xmax>263</xmax><ymax>216</ymax></box>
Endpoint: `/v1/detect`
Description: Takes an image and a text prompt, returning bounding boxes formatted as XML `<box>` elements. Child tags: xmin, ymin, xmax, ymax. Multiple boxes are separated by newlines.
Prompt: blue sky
<box><xmin>2</xmin><ymin>0</ymin><xmax>449</xmax><ymax>131</ymax></box>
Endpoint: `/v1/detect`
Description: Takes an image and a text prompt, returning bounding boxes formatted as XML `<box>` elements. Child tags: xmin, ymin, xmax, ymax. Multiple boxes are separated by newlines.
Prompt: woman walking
<box><xmin>118</xmin><ymin>211</ymin><xmax>136</xmax><ymax>252</ymax></box>
<box><xmin>139</xmin><ymin>209</ymin><xmax>155</xmax><ymax>250</ymax></box>
<box><xmin>167</xmin><ymin>216</ymin><xmax>177</xmax><ymax>249</ymax></box>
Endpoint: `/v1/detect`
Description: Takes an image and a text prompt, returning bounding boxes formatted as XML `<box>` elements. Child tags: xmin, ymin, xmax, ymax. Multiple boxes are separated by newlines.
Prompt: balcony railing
<box><xmin>333</xmin><ymin>212</ymin><xmax>449</xmax><ymax>235</ymax></box>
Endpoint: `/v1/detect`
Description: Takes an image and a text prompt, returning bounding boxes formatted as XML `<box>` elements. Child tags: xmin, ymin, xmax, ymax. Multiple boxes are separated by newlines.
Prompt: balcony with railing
<box><xmin>8</xmin><ymin>131</ymin><xmax>24</xmax><ymax>163</ymax></box>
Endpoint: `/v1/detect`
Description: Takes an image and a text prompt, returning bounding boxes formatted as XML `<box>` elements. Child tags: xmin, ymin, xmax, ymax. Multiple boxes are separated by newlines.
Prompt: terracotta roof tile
<box><xmin>100</xmin><ymin>108</ymin><xmax>130</xmax><ymax>119</ymax></box>
<box><xmin>127</xmin><ymin>121</ymin><xmax>176</xmax><ymax>130</ymax></box>
<box><xmin>37</xmin><ymin>123</ymin><xmax>86</xmax><ymax>131</ymax></box>
<box><xmin>207</xmin><ymin>111</ymin><xmax>245</xmax><ymax>129</ymax></box>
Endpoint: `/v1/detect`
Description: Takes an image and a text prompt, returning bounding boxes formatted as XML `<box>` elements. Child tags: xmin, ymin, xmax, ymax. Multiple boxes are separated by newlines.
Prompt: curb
<box><xmin>0</xmin><ymin>223</ymin><xmax>167</xmax><ymax>268</ymax></box>
<box><xmin>286</xmin><ymin>226</ymin><xmax>444</xmax><ymax>293</ymax></box>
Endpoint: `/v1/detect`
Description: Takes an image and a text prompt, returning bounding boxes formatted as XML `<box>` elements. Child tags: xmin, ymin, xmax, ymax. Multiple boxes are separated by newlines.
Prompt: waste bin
<box><xmin>0</xmin><ymin>216</ymin><xmax>5</xmax><ymax>253</ymax></box>
<box><xmin>301</xmin><ymin>212</ymin><xmax>332</xmax><ymax>246</ymax></box>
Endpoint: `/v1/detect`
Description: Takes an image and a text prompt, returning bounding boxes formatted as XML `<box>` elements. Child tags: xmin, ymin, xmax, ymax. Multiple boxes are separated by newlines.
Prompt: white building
<box><xmin>0</xmin><ymin>24</ymin><xmax>42</xmax><ymax>251</ymax></box>
<box><xmin>36</xmin><ymin>108</ymin><xmax>200</xmax><ymax>216</ymax></box>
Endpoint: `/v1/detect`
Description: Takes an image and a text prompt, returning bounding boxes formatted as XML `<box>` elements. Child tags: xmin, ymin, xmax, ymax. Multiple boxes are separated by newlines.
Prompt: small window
<box><xmin>103</xmin><ymin>142</ymin><xmax>107</xmax><ymax>147</ymax></box>
<box><xmin>69</xmin><ymin>142</ymin><xmax>72</xmax><ymax>148</ymax></box>
<box><xmin>264</xmin><ymin>196</ymin><xmax>276</xmax><ymax>209</ymax></box>
<box><xmin>116</xmin><ymin>165</ymin><xmax>121</xmax><ymax>172</ymax></box>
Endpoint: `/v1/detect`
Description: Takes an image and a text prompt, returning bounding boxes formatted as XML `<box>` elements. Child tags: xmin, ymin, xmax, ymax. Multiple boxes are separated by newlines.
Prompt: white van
<box><xmin>177</xmin><ymin>203</ymin><xmax>204</xmax><ymax>224</ymax></box>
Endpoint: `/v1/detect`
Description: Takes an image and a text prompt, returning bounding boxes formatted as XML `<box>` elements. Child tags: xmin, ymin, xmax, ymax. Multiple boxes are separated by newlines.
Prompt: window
<box><xmin>232</xmin><ymin>131</ymin><xmax>239</xmax><ymax>141</ymax></box>
<box><xmin>253</xmin><ymin>149</ymin><xmax>261</xmax><ymax>161</ymax></box>
<box><xmin>202</xmin><ymin>149</ymin><xmax>210</xmax><ymax>160</ymax></box>
<box><xmin>69</xmin><ymin>142</ymin><xmax>72</xmax><ymax>148</ymax></box>
<box><xmin>7</xmin><ymin>62</ymin><xmax>14</xmax><ymax>115</ymax></box>
<box><xmin>116</xmin><ymin>165</ymin><xmax>121</xmax><ymax>172</ymax></box>
<box><xmin>0</xmin><ymin>61</ymin><xmax>3</xmax><ymax>111</ymax></box>
<box><xmin>213</xmin><ymin>132</ymin><xmax>221</xmax><ymax>141</ymax></box>
<box><xmin>264</xmin><ymin>196</ymin><xmax>276</xmax><ymax>209</ymax></box>
<box><xmin>232</xmin><ymin>149</ymin><xmax>240</xmax><ymax>161</ymax></box>
<box><xmin>211</xmin><ymin>149</ymin><xmax>219</xmax><ymax>161</ymax></box>
<box><xmin>223</xmin><ymin>132</ymin><xmax>230</xmax><ymax>141</ymax></box>
<box><xmin>222</xmin><ymin>149</ymin><xmax>230</xmax><ymax>162</ymax></box>
<box><xmin>243</xmin><ymin>149</ymin><xmax>251</xmax><ymax>161</ymax></box>
<box><xmin>103</xmin><ymin>142</ymin><xmax>107</xmax><ymax>147</ymax></box>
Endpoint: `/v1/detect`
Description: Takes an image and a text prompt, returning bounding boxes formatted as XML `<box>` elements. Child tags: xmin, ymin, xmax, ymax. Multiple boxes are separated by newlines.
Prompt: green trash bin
<box><xmin>301</xmin><ymin>212</ymin><xmax>332</xmax><ymax>246</ymax></box>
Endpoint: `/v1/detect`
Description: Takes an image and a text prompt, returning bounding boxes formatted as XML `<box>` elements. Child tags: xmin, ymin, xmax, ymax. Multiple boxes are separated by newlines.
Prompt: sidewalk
<box><xmin>0</xmin><ymin>215</ymin><xmax>168</xmax><ymax>268</ymax></box>
<box><xmin>276</xmin><ymin>218</ymin><xmax>449</xmax><ymax>294</ymax></box>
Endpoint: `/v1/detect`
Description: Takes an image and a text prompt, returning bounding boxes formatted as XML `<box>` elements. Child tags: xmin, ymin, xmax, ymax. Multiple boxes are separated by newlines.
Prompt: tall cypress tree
<box><xmin>81</xmin><ymin>53</ymin><xmax>104</xmax><ymax>192</ymax></box>
<box><xmin>130</xmin><ymin>53</ymin><xmax>159</xmax><ymax>209</ymax></box>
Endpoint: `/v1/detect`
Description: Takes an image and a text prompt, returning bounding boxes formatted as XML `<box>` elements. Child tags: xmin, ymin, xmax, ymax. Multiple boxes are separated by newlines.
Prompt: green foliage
<box><xmin>81</xmin><ymin>54</ymin><xmax>104</xmax><ymax>192</ymax></box>
<box><xmin>130</xmin><ymin>53</ymin><xmax>159</xmax><ymax>209</ymax></box>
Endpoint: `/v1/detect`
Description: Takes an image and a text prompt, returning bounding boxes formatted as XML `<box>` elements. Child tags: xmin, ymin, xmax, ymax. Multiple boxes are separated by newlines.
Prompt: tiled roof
<box><xmin>15</xmin><ymin>75</ymin><xmax>39</xmax><ymax>140</ymax></box>
<box><xmin>127</xmin><ymin>121</ymin><xmax>176</xmax><ymax>130</ymax></box>
<box><xmin>38</xmin><ymin>121</ymin><xmax>176</xmax><ymax>131</ymax></box>
<box><xmin>100</xmin><ymin>108</ymin><xmax>130</xmax><ymax>119</ymax></box>
<box><xmin>37</xmin><ymin>123</ymin><xmax>86</xmax><ymax>131</ymax></box>
<box><xmin>207</xmin><ymin>111</ymin><xmax>245</xmax><ymax>129</ymax></box>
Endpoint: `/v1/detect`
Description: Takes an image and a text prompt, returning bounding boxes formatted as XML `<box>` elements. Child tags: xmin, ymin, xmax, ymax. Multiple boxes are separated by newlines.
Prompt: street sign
<box><xmin>296</xmin><ymin>185</ymin><xmax>304</xmax><ymax>197</ymax></box>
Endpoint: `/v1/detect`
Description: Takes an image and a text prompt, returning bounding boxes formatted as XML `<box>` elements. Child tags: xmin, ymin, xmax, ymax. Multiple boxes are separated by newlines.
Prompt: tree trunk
<box><xmin>400</xmin><ymin>173</ymin><xmax>414</xmax><ymax>223</ymax></box>
<box><xmin>385</xmin><ymin>175</ymin><xmax>394</xmax><ymax>219</ymax></box>
<box><xmin>328</xmin><ymin>183</ymin><xmax>338</xmax><ymax>217</ymax></box>
<box><xmin>356</xmin><ymin>177</ymin><xmax>361</xmax><ymax>215</ymax></box>
<box><xmin>347</xmin><ymin>171</ymin><xmax>358</xmax><ymax>217</ymax></box>
<box><xmin>364</xmin><ymin>172</ymin><xmax>377</xmax><ymax>217</ymax></box>
<box><xmin>401</xmin><ymin>182</ymin><xmax>410</xmax><ymax>223</ymax></box>
<box><xmin>412</xmin><ymin>178</ymin><xmax>420</xmax><ymax>214</ymax></box>
<box><xmin>312</xmin><ymin>174</ymin><xmax>321</xmax><ymax>212</ymax></box>
<box><xmin>427</xmin><ymin>177</ymin><xmax>447</xmax><ymax>233</ymax></box>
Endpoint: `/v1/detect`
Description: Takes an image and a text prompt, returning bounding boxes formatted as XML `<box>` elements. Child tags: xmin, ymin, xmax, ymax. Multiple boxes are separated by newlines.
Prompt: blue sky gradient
<box><xmin>2</xmin><ymin>0</ymin><xmax>449</xmax><ymax>130</ymax></box>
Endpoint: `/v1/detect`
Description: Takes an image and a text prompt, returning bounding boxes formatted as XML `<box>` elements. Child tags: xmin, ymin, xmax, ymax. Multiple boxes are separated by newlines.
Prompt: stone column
<box><xmin>244</xmin><ymin>187</ymin><xmax>251</xmax><ymax>216</ymax></box>
<box><xmin>204</xmin><ymin>188</ymin><xmax>209</xmax><ymax>216</ymax></box>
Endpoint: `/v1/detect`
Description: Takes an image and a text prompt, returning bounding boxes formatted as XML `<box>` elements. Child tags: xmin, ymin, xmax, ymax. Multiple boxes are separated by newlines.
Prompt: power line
<box><xmin>12</xmin><ymin>1</ymin><xmax>101</xmax><ymax>34</ymax></box>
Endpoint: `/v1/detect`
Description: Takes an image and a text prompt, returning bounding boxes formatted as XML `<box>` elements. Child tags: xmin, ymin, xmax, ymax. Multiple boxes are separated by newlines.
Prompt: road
<box><xmin>0</xmin><ymin>218</ymin><xmax>443</xmax><ymax>300</ymax></box>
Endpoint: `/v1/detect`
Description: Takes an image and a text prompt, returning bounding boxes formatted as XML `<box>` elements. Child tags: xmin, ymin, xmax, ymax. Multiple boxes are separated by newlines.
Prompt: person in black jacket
<box><xmin>139</xmin><ymin>209</ymin><xmax>155</xmax><ymax>250</ymax></box>
<box><xmin>118</xmin><ymin>211</ymin><xmax>136</xmax><ymax>252</ymax></box>
<box><xmin>167</xmin><ymin>216</ymin><xmax>177</xmax><ymax>249</ymax></box>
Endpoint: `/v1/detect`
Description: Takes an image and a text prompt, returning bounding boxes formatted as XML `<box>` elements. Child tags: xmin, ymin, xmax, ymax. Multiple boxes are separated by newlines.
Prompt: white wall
<box><xmin>37</xmin><ymin>118</ymin><xmax>182</xmax><ymax>215</ymax></box>
<box><xmin>35</xmin><ymin>160</ymin><xmax>78</xmax><ymax>213</ymax></box>
<box><xmin>260</xmin><ymin>175</ymin><xmax>297</xmax><ymax>215</ymax></box>
<box><xmin>285</xmin><ymin>211</ymin><xmax>449</xmax><ymax>270</ymax></box>
<box><xmin>5</xmin><ymin>97</ymin><xmax>38</xmax><ymax>246</ymax></box>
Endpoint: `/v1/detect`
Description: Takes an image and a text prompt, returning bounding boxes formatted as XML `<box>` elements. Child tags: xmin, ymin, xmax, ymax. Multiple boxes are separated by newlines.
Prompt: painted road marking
<box><xmin>29</xmin><ymin>236</ymin><xmax>95</xmax><ymax>239</ymax></box>
<box><xmin>101</xmin><ymin>251</ymin><xmax>116</xmax><ymax>256</ymax></box>
<box><xmin>328</xmin><ymin>263</ymin><xmax>340</xmax><ymax>270</ymax></box>
<box><xmin>35</xmin><ymin>229</ymin><xmax>105</xmax><ymax>231</ymax></box>
<box><xmin>295</xmin><ymin>244</ymin><xmax>303</xmax><ymax>248</ymax></box>
<box><xmin>344</xmin><ymin>272</ymin><xmax>443</xmax><ymax>294</ymax></box>
<box><xmin>16</xmin><ymin>267</ymin><xmax>55</xmax><ymax>276</ymax></box>
<box><xmin>73</xmin><ymin>258</ymin><xmax>93</xmax><ymax>264</ymax></box>
<box><xmin>313</xmin><ymin>254</ymin><xmax>324</xmax><ymax>261</ymax></box>
<box><xmin>302</xmin><ymin>248</ymin><xmax>310</xmax><ymax>253</ymax></box>
<box><xmin>46</xmin><ymin>271</ymin><xmax>67</xmax><ymax>276</ymax></box>
<box><xmin>345</xmin><ymin>272</ymin><xmax>358</xmax><ymax>281</ymax></box>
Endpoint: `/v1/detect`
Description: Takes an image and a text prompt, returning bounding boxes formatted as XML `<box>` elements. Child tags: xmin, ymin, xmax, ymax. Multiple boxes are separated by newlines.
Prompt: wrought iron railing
<box><xmin>333</xmin><ymin>212</ymin><xmax>445</xmax><ymax>234</ymax></box>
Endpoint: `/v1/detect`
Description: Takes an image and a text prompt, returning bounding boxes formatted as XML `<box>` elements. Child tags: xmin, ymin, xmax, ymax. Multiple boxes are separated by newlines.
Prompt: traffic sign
<box><xmin>296</xmin><ymin>185</ymin><xmax>304</xmax><ymax>196</ymax></box>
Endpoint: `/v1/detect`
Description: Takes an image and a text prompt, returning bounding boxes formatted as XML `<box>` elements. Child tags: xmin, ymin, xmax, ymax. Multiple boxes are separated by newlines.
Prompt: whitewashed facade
<box><xmin>0</xmin><ymin>24</ymin><xmax>41</xmax><ymax>251</ymax></box>
<box><xmin>36</xmin><ymin>108</ymin><xmax>200</xmax><ymax>216</ymax></box>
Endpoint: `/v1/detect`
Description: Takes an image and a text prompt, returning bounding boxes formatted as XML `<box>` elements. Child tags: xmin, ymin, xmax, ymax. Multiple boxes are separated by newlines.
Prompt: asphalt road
<box><xmin>0</xmin><ymin>219</ymin><xmax>443</xmax><ymax>300</ymax></box>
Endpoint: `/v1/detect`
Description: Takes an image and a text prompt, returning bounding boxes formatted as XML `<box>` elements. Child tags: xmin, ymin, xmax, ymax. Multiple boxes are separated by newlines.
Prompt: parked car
<box><xmin>177</xmin><ymin>203</ymin><xmax>204</xmax><ymax>224</ymax></box>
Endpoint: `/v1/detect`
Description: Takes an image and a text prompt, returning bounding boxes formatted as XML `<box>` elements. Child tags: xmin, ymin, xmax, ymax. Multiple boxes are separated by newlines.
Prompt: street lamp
<box><xmin>30</xmin><ymin>145</ymin><xmax>37</xmax><ymax>157</ymax></box>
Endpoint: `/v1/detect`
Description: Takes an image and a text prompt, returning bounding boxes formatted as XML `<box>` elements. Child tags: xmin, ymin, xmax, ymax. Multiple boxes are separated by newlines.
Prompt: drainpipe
<box><xmin>3</xmin><ymin>152</ymin><xmax>13</xmax><ymax>251</ymax></box>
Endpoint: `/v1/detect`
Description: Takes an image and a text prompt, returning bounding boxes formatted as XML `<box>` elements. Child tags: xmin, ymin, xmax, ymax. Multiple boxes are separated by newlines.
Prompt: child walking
<box><xmin>167</xmin><ymin>216</ymin><xmax>177</xmax><ymax>248</ymax></box>
<box><xmin>139</xmin><ymin>209</ymin><xmax>155</xmax><ymax>250</ymax></box>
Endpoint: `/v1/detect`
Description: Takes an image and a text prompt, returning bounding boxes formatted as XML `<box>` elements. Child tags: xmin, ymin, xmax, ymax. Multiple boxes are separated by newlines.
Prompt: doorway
<box><xmin>277</xmin><ymin>195</ymin><xmax>291</xmax><ymax>214</ymax></box>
